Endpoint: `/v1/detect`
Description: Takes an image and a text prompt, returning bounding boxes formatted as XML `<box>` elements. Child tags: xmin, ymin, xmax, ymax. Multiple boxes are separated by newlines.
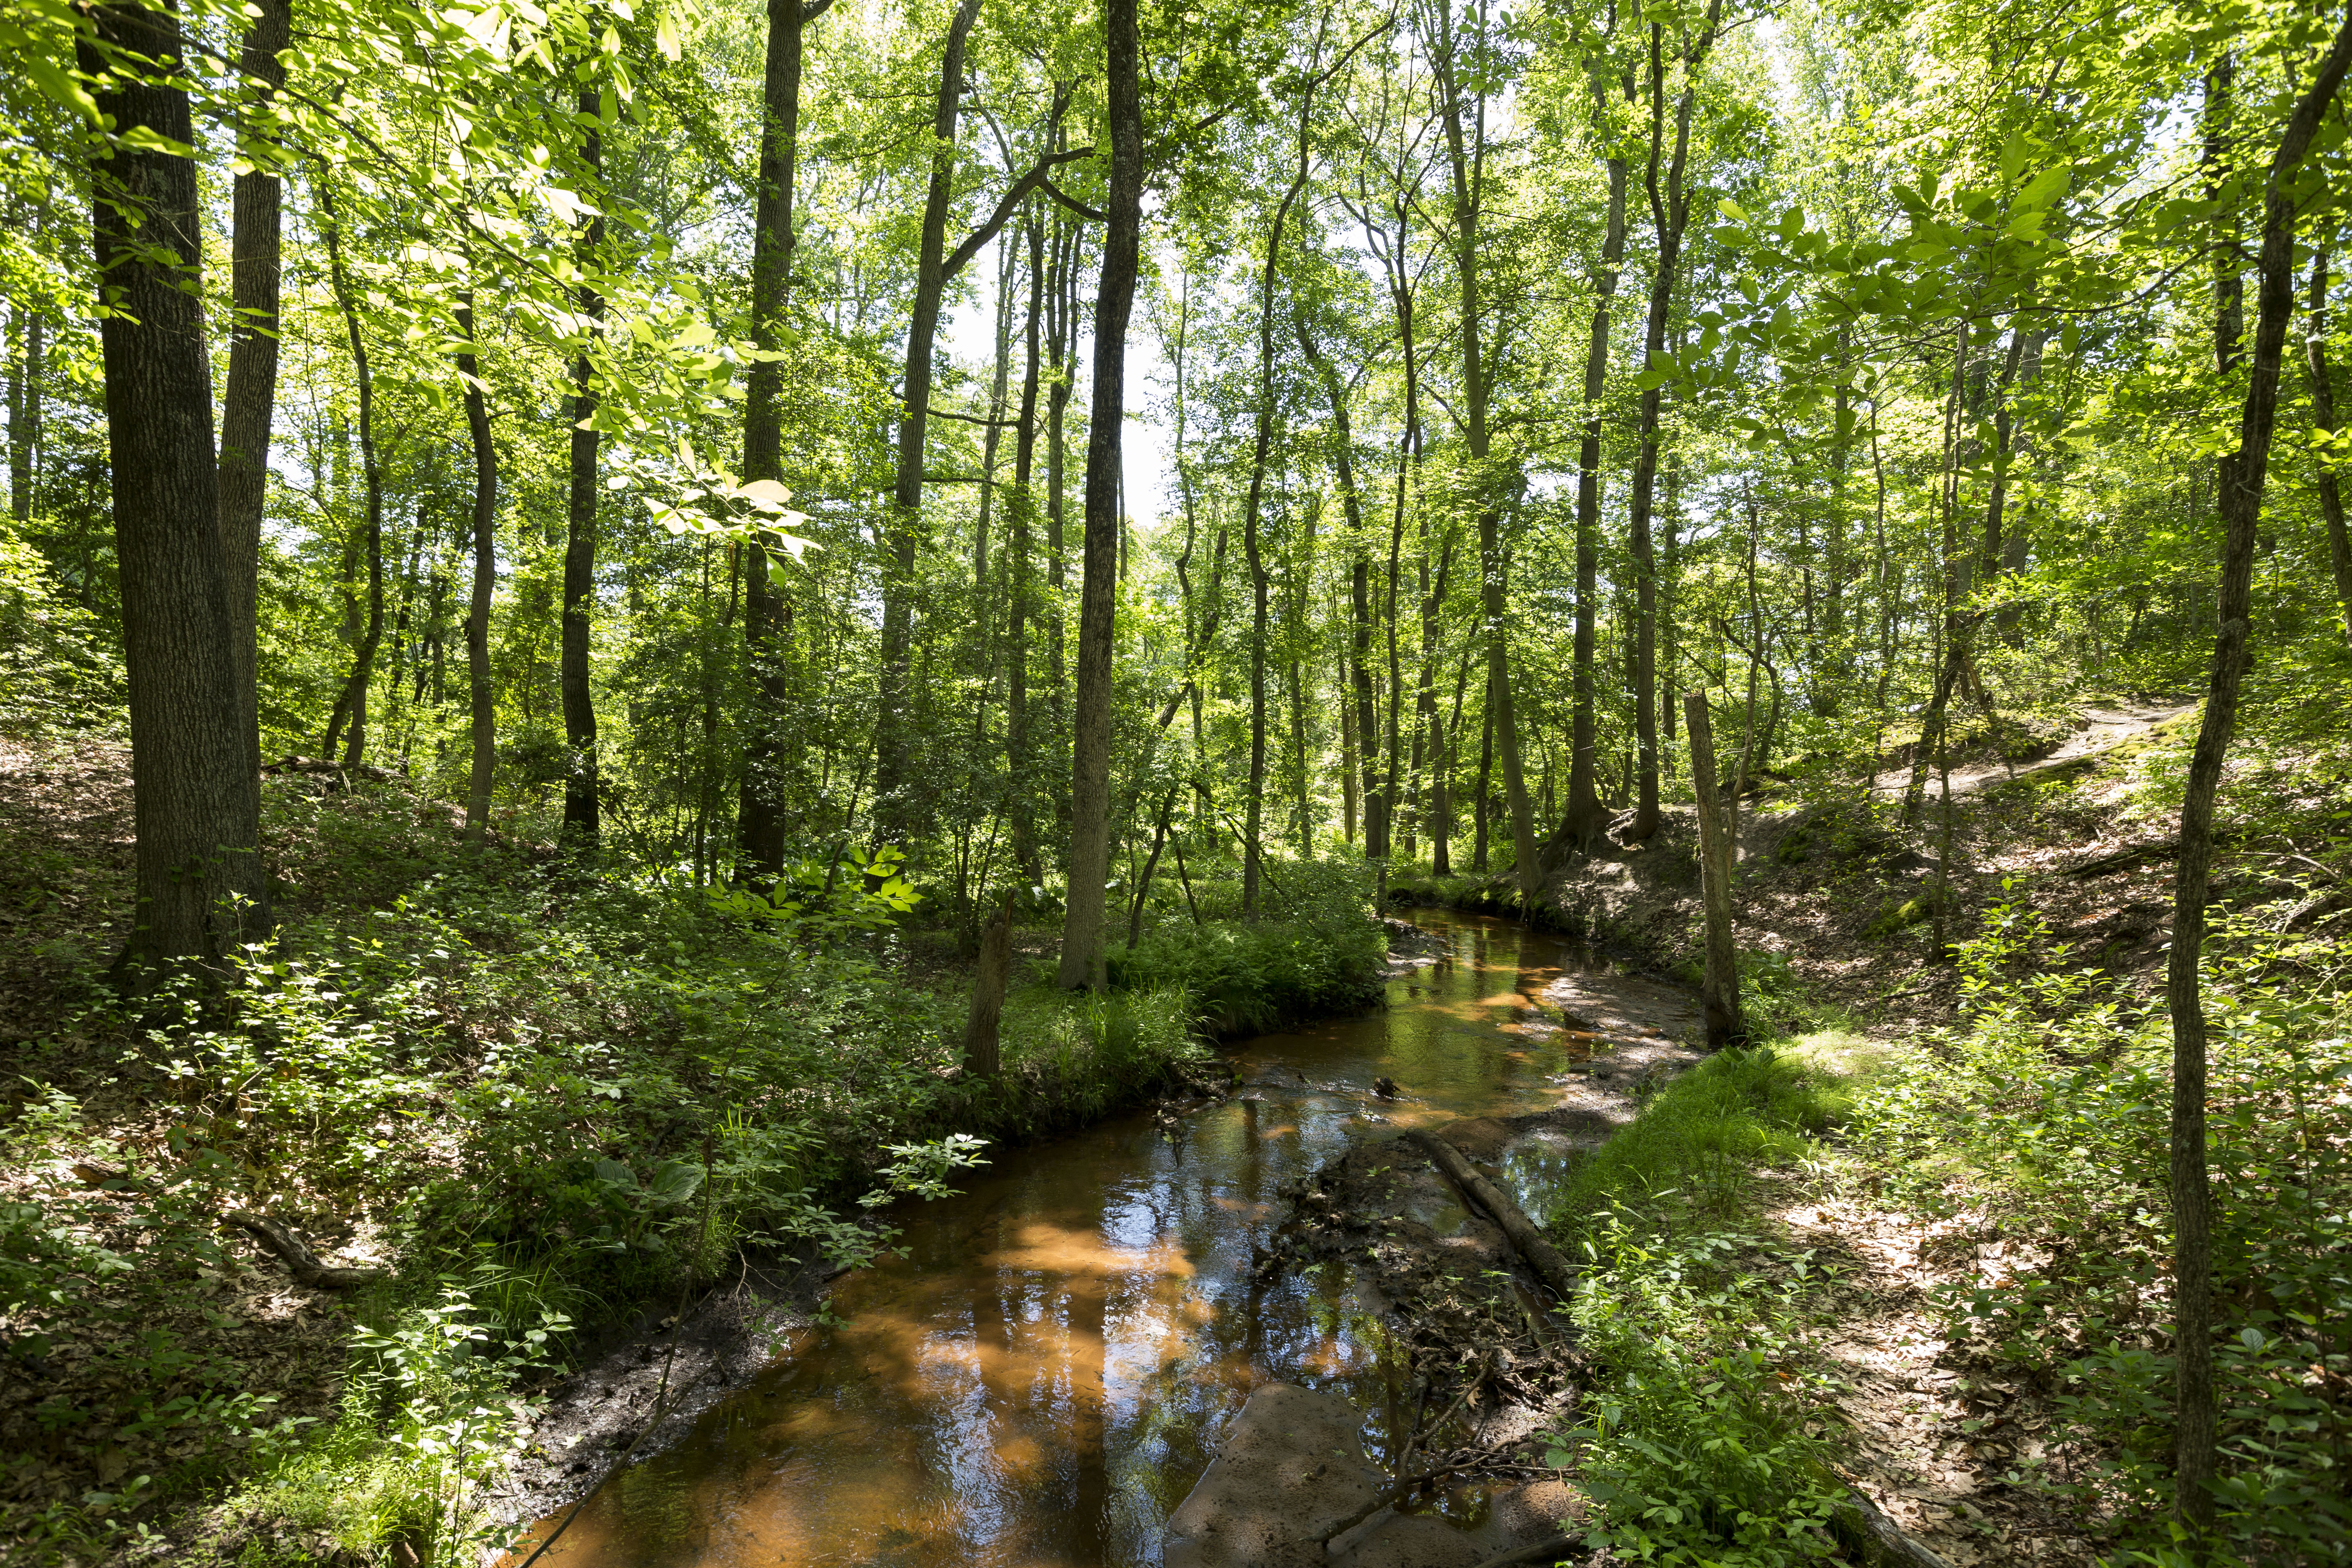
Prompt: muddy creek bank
<box><xmin>507</xmin><ymin>911</ymin><xmax>1701</xmax><ymax>1567</ymax></box>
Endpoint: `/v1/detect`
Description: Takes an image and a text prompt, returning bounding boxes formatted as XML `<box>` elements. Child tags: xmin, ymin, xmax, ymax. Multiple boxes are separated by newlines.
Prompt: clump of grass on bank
<box><xmin>1539</xmin><ymin>1048</ymin><xmax>1855</xmax><ymax>1567</ymax></box>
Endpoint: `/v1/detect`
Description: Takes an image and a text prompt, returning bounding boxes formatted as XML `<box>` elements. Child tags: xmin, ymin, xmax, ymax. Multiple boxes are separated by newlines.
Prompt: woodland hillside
<box><xmin>4</xmin><ymin>0</ymin><xmax>2352</xmax><ymax>1561</ymax></box>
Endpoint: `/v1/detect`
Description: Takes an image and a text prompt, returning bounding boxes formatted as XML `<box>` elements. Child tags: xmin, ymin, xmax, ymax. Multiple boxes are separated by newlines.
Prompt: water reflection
<box><xmin>519</xmin><ymin>911</ymin><xmax>1603</xmax><ymax>1568</ymax></box>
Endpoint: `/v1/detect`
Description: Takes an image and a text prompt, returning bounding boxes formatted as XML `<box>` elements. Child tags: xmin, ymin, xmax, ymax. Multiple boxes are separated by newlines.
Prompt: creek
<box><xmin>522</xmin><ymin>910</ymin><xmax>1609</xmax><ymax>1566</ymax></box>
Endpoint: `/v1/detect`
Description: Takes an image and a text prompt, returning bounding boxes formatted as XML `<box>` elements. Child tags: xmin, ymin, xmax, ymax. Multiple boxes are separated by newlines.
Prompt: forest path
<box><xmin>1867</xmin><ymin>699</ymin><xmax>2198</xmax><ymax>801</ymax></box>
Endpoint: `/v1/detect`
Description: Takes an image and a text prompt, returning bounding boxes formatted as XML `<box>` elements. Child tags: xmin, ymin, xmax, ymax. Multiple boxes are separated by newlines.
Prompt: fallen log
<box><xmin>1834</xmin><ymin>1483</ymin><xmax>1953</xmax><ymax>1568</ymax></box>
<box><xmin>1403</xmin><ymin>1129</ymin><xmax>1580</xmax><ymax>1302</ymax></box>
<box><xmin>1472</xmin><ymin>1536</ymin><xmax>1581</xmax><ymax>1567</ymax></box>
<box><xmin>225</xmin><ymin>1210</ymin><xmax>387</xmax><ymax>1290</ymax></box>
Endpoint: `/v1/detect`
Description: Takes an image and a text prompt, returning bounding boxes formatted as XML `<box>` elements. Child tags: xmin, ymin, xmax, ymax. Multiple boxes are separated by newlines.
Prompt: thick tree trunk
<box><xmin>1054</xmin><ymin>0</ymin><xmax>1140</xmax><ymax>990</ymax></box>
<box><xmin>962</xmin><ymin>897</ymin><xmax>1011</xmax><ymax>1076</ymax></box>
<box><xmin>737</xmin><ymin>0</ymin><xmax>832</xmax><ymax>883</ymax></box>
<box><xmin>457</xmin><ymin>290</ymin><xmax>499</xmax><ymax>851</ymax></box>
<box><xmin>2168</xmin><ymin>26</ymin><xmax>2352</xmax><ymax>1538</ymax></box>
<box><xmin>317</xmin><ymin>180</ymin><xmax>384</xmax><ymax>768</ymax></box>
<box><xmin>562</xmin><ymin>89</ymin><xmax>605</xmax><ymax>842</ymax></box>
<box><xmin>217</xmin><ymin>0</ymin><xmax>288</xmax><ymax>785</ymax></box>
<box><xmin>82</xmin><ymin>0</ymin><xmax>271</xmax><ymax>966</ymax></box>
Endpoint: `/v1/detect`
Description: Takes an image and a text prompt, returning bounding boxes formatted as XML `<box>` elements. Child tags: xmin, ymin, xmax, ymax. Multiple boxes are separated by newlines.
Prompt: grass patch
<box><xmin>1539</xmin><ymin>1047</ymin><xmax>1858</xmax><ymax>1566</ymax></box>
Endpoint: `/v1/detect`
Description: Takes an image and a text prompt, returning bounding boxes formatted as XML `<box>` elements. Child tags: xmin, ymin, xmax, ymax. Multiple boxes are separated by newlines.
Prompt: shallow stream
<box><xmin>524</xmin><ymin>910</ymin><xmax>1606</xmax><ymax>1567</ymax></box>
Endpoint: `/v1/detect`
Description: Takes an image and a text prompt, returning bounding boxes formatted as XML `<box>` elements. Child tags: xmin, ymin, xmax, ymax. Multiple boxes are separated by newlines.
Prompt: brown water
<box><xmin>522</xmin><ymin>911</ymin><xmax>1601</xmax><ymax>1568</ymax></box>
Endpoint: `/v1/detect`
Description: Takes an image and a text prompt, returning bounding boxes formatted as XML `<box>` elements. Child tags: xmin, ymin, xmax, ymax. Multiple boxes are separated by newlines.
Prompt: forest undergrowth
<box><xmin>1524</xmin><ymin>699</ymin><xmax>2352</xmax><ymax>1568</ymax></box>
<box><xmin>0</xmin><ymin>745</ymin><xmax>1390</xmax><ymax>1567</ymax></box>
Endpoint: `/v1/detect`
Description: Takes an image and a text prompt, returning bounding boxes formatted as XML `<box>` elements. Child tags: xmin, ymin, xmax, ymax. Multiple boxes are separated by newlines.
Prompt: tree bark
<box><xmin>1624</xmin><ymin>4</ymin><xmax>1721</xmax><ymax>844</ymax></box>
<box><xmin>737</xmin><ymin>0</ymin><xmax>834</xmax><ymax>884</ymax></box>
<box><xmin>1434</xmin><ymin>0</ymin><xmax>1536</xmax><ymax>893</ymax></box>
<box><xmin>1299</xmin><ymin>318</ymin><xmax>1383</xmax><ymax>868</ymax></box>
<box><xmin>1562</xmin><ymin>58</ymin><xmax>1628</xmax><ymax>852</ymax></box>
<box><xmin>82</xmin><ymin>0</ymin><xmax>271</xmax><ymax>966</ymax></box>
<box><xmin>2307</xmin><ymin>245</ymin><xmax>2352</xmax><ymax>648</ymax></box>
<box><xmin>962</xmin><ymin>896</ymin><xmax>1012</xmax><ymax>1076</ymax></box>
<box><xmin>1054</xmin><ymin>0</ymin><xmax>1141</xmax><ymax>990</ymax></box>
<box><xmin>562</xmin><ymin>87</ymin><xmax>606</xmax><ymax>843</ymax></box>
<box><xmin>316</xmin><ymin>178</ymin><xmax>384</xmax><ymax>768</ymax></box>
<box><xmin>457</xmin><ymin>288</ymin><xmax>499</xmax><ymax>851</ymax></box>
<box><xmin>877</xmin><ymin>0</ymin><xmax>986</xmax><ymax>849</ymax></box>
<box><xmin>8</xmin><ymin>305</ymin><xmax>40</xmax><ymax>526</ymax></box>
<box><xmin>2167</xmin><ymin>21</ymin><xmax>2352</xmax><ymax>1538</ymax></box>
<box><xmin>1681</xmin><ymin>691</ymin><xmax>1742</xmax><ymax>1048</ymax></box>
<box><xmin>1007</xmin><ymin>212</ymin><xmax>1046</xmax><ymax>881</ymax></box>
<box><xmin>216</xmin><ymin>0</ymin><xmax>289</xmax><ymax>785</ymax></box>
<box><xmin>1237</xmin><ymin>42</ymin><xmax>1333</xmax><ymax>918</ymax></box>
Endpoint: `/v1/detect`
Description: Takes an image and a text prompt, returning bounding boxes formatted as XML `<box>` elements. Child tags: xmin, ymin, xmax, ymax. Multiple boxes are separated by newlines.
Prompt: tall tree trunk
<box><xmin>737</xmin><ymin>0</ymin><xmax>834</xmax><ymax>883</ymax></box>
<box><xmin>1435</xmin><ymin>0</ymin><xmax>1537</xmax><ymax>892</ymax></box>
<box><xmin>2308</xmin><ymin>245</ymin><xmax>2352</xmax><ymax>647</ymax></box>
<box><xmin>8</xmin><ymin>306</ymin><xmax>40</xmax><ymax>525</ymax></box>
<box><xmin>877</xmin><ymin>0</ymin><xmax>986</xmax><ymax>848</ymax></box>
<box><xmin>562</xmin><ymin>87</ymin><xmax>606</xmax><ymax>842</ymax></box>
<box><xmin>1416</xmin><ymin>534</ymin><xmax>1454</xmax><ymax>865</ymax></box>
<box><xmin>218</xmin><ymin>0</ymin><xmax>289</xmax><ymax>786</ymax></box>
<box><xmin>2169</xmin><ymin>27</ymin><xmax>2352</xmax><ymax>1540</ymax></box>
<box><xmin>1562</xmin><ymin>60</ymin><xmax>1628</xmax><ymax>851</ymax></box>
<box><xmin>317</xmin><ymin>178</ymin><xmax>383</xmax><ymax>768</ymax></box>
<box><xmin>1047</xmin><ymin>218</ymin><xmax>1082</xmax><ymax>840</ymax></box>
<box><xmin>1237</xmin><ymin>52</ymin><xmax>1327</xmax><ymax>919</ymax></box>
<box><xmin>1007</xmin><ymin>212</ymin><xmax>1046</xmax><ymax>881</ymax></box>
<box><xmin>1053</xmin><ymin>0</ymin><xmax>1141</xmax><ymax>991</ymax></box>
<box><xmin>81</xmin><ymin>0</ymin><xmax>271</xmax><ymax>965</ymax></box>
<box><xmin>457</xmin><ymin>289</ymin><xmax>498</xmax><ymax>851</ymax></box>
<box><xmin>1624</xmin><ymin>3</ymin><xmax>1721</xmax><ymax>843</ymax></box>
<box><xmin>1301</xmin><ymin>318</ymin><xmax>1384</xmax><ymax>864</ymax></box>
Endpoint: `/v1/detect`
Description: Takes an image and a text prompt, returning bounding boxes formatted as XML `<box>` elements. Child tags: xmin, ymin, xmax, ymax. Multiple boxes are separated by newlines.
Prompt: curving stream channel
<box><xmin>522</xmin><ymin>910</ymin><xmax>1608</xmax><ymax>1567</ymax></box>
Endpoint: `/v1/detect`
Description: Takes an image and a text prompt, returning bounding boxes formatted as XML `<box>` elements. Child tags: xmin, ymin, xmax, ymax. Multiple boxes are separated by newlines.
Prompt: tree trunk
<box><xmin>962</xmin><ymin>896</ymin><xmax>1012</xmax><ymax>1076</ymax></box>
<box><xmin>457</xmin><ymin>289</ymin><xmax>499</xmax><ymax>851</ymax></box>
<box><xmin>1300</xmin><ymin>318</ymin><xmax>1384</xmax><ymax>865</ymax></box>
<box><xmin>562</xmin><ymin>87</ymin><xmax>606</xmax><ymax>843</ymax></box>
<box><xmin>1624</xmin><ymin>4</ymin><xmax>1721</xmax><ymax>843</ymax></box>
<box><xmin>1237</xmin><ymin>53</ymin><xmax>1326</xmax><ymax>918</ymax></box>
<box><xmin>2168</xmin><ymin>25</ymin><xmax>2352</xmax><ymax>1538</ymax></box>
<box><xmin>1434</xmin><ymin>0</ymin><xmax>1536</xmax><ymax>893</ymax></box>
<box><xmin>1007</xmin><ymin>212</ymin><xmax>1046</xmax><ymax>881</ymax></box>
<box><xmin>1682</xmin><ymin>691</ymin><xmax>1742</xmax><ymax>1048</ymax></box>
<box><xmin>1562</xmin><ymin>61</ymin><xmax>1628</xmax><ymax>851</ymax></box>
<box><xmin>876</xmin><ymin>0</ymin><xmax>985</xmax><ymax>849</ymax></box>
<box><xmin>8</xmin><ymin>306</ymin><xmax>40</xmax><ymax>526</ymax></box>
<box><xmin>317</xmin><ymin>178</ymin><xmax>384</xmax><ymax>768</ymax></box>
<box><xmin>1054</xmin><ymin>0</ymin><xmax>1141</xmax><ymax>991</ymax></box>
<box><xmin>2307</xmin><ymin>245</ymin><xmax>2352</xmax><ymax>648</ymax></box>
<box><xmin>216</xmin><ymin>0</ymin><xmax>289</xmax><ymax>786</ymax></box>
<box><xmin>82</xmin><ymin>0</ymin><xmax>271</xmax><ymax>966</ymax></box>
